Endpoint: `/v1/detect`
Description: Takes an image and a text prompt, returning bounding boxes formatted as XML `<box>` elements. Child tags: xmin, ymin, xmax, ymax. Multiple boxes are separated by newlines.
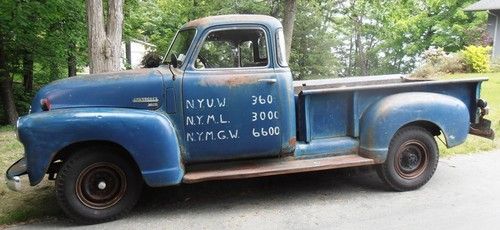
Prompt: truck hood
<box><xmin>31</xmin><ymin>68</ymin><xmax>170</xmax><ymax>113</ymax></box>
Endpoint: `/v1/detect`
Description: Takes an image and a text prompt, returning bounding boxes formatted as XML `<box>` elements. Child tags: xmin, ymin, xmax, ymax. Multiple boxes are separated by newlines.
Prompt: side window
<box><xmin>195</xmin><ymin>29</ymin><xmax>269</xmax><ymax>69</ymax></box>
<box><xmin>276</xmin><ymin>28</ymin><xmax>288</xmax><ymax>67</ymax></box>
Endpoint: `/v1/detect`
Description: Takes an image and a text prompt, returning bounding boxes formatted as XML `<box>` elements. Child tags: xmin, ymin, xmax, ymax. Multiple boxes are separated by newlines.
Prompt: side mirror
<box><xmin>170</xmin><ymin>54</ymin><xmax>178</xmax><ymax>68</ymax></box>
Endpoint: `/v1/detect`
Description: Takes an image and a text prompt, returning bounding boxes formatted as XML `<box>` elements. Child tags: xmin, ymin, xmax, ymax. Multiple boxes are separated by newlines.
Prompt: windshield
<box><xmin>164</xmin><ymin>29</ymin><xmax>196</xmax><ymax>67</ymax></box>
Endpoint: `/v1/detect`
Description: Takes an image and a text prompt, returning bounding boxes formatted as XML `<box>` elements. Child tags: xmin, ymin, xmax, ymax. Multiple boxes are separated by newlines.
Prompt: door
<box><xmin>182</xmin><ymin>27</ymin><xmax>282</xmax><ymax>163</ymax></box>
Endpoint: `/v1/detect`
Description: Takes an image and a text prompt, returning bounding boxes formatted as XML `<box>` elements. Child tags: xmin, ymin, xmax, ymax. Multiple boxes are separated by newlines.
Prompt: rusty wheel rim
<box><xmin>394</xmin><ymin>140</ymin><xmax>428</xmax><ymax>180</ymax></box>
<box><xmin>76</xmin><ymin>162</ymin><xmax>127</xmax><ymax>209</ymax></box>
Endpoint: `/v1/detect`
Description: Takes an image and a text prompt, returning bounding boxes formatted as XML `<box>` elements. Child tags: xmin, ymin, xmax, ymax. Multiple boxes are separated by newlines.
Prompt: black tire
<box><xmin>55</xmin><ymin>146</ymin><xmax>143</xmax><ymax>224</ymax></box>
<box><xmin>377</xmin><ymin>126</ymin><xmax>439</xmax><ymax>191</ymax></box>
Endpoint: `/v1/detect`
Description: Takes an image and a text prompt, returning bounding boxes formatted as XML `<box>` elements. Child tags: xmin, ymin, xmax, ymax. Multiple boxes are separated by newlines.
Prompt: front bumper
<box><xmin>5</xmin><ymin>158</ymin><xmax>27</xmax><ymax>191</ymax></box>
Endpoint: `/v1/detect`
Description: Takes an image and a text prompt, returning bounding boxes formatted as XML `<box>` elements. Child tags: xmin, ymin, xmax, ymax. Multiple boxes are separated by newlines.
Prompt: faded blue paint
<box><xmin>9</xmin><ymin>15</ymin><xmax>491</xmax><ymax>189</ymax></box>
<box><xmin>31</xmin><ymin>68</ymin><xmax>167</xmax><ymax>113</ymax></box>
<box><xmin>295</xmin><ymin>137</ymin><xmax>358</xmax><ymax>159</ymax></box>
<box><xmin>358</xmin><ymin>92</ymin><xmax>470</xmax><ymax>162</ymax></box>
<box><xmin>17</xmin><ymin>108</ymin><xmax>183</xmax><ymax>187</ymax></box>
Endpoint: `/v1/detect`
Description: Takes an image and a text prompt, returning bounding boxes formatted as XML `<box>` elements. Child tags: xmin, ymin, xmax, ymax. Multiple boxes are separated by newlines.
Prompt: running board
<box><xmin>183</xmin><ymin>155</ymin><xmax>376</xmax><ymax>183</ymax></box>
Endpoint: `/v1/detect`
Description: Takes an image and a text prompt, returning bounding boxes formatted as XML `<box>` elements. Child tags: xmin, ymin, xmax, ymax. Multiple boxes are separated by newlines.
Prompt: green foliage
<box><xmin>0</xmin><ymin>0</ymin><xmax>87</xmax><ymax>83</ymax></box>
<box><xmin>0</xmin><ymin>0</ymin><xmax>493</xmax><ymax>125</ymax></box>
<box><xmin>13</xmin><ymin>83</ymin><xmax>36</xmax><ymax>116</ymax></box>
<box><xmin>290</xmin><ymin>0</ymin><xmax>340</xmax><ymax>79</ymax></box>
<box><xmin>362</xmin><ymin>0</ymin><xmax>487</xmax><ymax>75</ymax></box>
<box><xmin>461</xmin><ymin>45</ymin><xmax>492</xmax><ymax>73</ymax></box>
<box><xmin>0</xmin><ymin>0</ymin><xmax>87</xmax><ymax>124</ymax></box>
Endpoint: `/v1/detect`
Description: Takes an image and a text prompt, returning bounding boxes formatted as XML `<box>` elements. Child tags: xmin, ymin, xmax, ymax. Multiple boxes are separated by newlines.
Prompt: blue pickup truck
<box><xmin>6</xmin><ymin>15</ymin><xmax>494</xmax><ymax>223</ymax></box>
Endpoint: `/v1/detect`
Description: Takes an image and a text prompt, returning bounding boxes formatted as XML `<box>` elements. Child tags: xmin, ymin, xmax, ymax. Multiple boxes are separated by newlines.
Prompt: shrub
<box><xmin>422</xmin><ymin>47</ymin><xmax>447</xmax><ymax>65</ymax></box>
<box><xmin>461</xmin><ymin>45</ymin><xmax>492</xmax><ymax>73</ymax></box>
<box><xmin>409</xmin><ymin>64</ymin><xmax>440</xmax><ymax>79</ymax></box>
<box><xmin>141</xmin><ymin>51</ymin><xmax>162</xmax><ymax>68</ymax></box>
<box><xmin>410</xmin><ymin>47</ymin><xmax>467</xmax><ymax>79</ymax></box>
<box><xmin>439</xmin><ymin>53</ymin><xmax>467</xmax><ymax>74</ymax></box>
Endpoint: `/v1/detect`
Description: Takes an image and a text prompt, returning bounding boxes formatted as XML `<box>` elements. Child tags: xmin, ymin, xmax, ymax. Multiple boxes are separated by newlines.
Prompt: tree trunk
<box><xmin>68</xmin><ymin>43</ymin><xmax>77</xmax><ymax>77</ymax></box>
<box><xmin>125</xmin><ymin>40</ymin><xmax>131</xmax><ymax>68</ymax></box>
<box><xmin>0</xmin><ymin>36</ymin><xmax>19</xmax><ymax>125</ymax></box>
<box><xmin>106</xmin><ymin>0</ymin><xmax>123</xmax><ymax>71</ymax></box>
<box><xmin>282</xmin><ymin>0</ymin><xmax>297</xmax><ymax>62</ymax></box>
<box><xmin>22</xmin><ymin>51</ymin><xmax>34</xmax><ymax>92</ymax></box>
<box><xmin>86</xmin><ymin>0</ymin><xmax>123</xmax><ymax>74</ymax></box>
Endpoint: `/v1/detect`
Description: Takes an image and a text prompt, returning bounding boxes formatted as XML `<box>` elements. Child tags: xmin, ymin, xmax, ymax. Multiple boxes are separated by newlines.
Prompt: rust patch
<box><xmin>183</xmin><ymin>155</ymin><xmax>376</xmax><ymax>183</ymax></box>
<box><xmin>198</xmin><ymin>75</ymin><xmax>259</xmax><ymax>87</ymax></box>
<box><xmin>358</xmin><ymin>148</ymin><xmax>384</xmax><ymax>164</ymax></box>
<box><xmin>288</xmin><ymin>137</ymin><xmax>297</xmax><ymax>146</ymax></box>
<box><xmin>184</xmin><ymin>14</ymin><xmax>279</xmax><ymax>29</ymax></box>
<box><xmin>184</xmin><ymin>16</ymin><xmax>214</xmax><ymax>28</ymax></box>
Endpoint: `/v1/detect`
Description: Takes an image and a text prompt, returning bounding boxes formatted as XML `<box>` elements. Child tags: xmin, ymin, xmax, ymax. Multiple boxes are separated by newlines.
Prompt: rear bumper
<box><xmin>470</xmin><ymin>101</ymin><xmax>495</xmax><ymax>140</ymax></box>
<box><xmin>5</xmin><ymin>158</ymin><xmax>27</xmax><ymax>191</ymax></box>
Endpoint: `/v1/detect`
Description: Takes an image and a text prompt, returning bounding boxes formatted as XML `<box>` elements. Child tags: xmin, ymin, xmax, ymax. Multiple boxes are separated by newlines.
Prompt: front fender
<box><xmin>17</xmin><ymin>108</ymin><xmax>183</xmax><ymax>187</ymax></box>
<box><xmin>359</xmin><ymin>92</ymin><xmax>470</xmax><ymax>162</ymax></box>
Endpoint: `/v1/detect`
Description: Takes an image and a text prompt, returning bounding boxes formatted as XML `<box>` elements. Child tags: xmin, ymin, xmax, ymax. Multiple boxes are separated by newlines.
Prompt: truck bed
<box><xmin>293</xmin><ymin>74</ymin><xmax>487</xmax><ymax>146</ymax></box>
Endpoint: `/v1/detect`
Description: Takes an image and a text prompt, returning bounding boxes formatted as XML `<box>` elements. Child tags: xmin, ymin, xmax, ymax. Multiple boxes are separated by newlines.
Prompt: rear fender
<box><xmin>359</xmin><ymin>92</ymin><xmax>470</xmax><ymax>162</ymax></box>
<box><xmin>17</xmin><ymin>108</ymin><xmax>183</xmax><ymax>187</ymax></box>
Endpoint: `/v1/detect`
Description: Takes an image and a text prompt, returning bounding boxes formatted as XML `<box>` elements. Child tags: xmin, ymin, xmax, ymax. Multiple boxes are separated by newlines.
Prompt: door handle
<box><xmin>258</xmin><ymin>79</ymin><xmax>277</xmax><ymax>84</ymax></box>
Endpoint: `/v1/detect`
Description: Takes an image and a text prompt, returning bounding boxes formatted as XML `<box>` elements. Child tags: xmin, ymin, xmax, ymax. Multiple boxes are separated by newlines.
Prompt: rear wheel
<box><xmin>55</xmin><ymin>147</ymin><xmax>143</xmax><ymax>224</ymax></box>
<box><xmin>377</xmin><ymin>126</ymin><xmax>439</xmax><ymax>191</ymax></box>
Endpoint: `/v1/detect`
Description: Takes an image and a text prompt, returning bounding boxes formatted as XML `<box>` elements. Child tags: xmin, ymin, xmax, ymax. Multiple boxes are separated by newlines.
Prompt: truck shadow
<box><xmin>132</xmin><ymin>166</ymin><xmax>389</xmax><ymax>217</ymax></box>
<box><xmin>16</xmin><ymin>166</ymin><xmax>389</xmax><ymax>227</ymax></box>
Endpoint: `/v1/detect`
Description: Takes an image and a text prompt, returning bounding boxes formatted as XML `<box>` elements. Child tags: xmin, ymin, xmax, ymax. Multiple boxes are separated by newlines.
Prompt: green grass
<box><xmin>0</xmin><ymin>72</ymin><xmax>499</xmax><ymax>225</ymax></box>
<box><xmin>0</xmin><ymin>126</ymin><xmax>61</xmax><ymax>226</ymax></box>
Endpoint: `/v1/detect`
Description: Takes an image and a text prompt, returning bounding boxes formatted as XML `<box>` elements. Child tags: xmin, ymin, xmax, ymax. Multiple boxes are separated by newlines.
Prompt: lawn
<box><xmin>0</xmin><ymin>72</ymin><xmax>498</xmax><ymax>226</ymax></box>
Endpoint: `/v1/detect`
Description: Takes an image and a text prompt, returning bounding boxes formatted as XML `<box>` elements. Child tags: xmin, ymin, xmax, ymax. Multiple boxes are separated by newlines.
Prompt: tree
<box><xmin>282</xmin><ymin>0</ymin><xmax>297</xmax><ymax>61</ymax></box>
<box><xmin>86</xmin><ymin>0</ymin><xmax>124</xmax><ymax>74</ymax></box>
<box><xmin>290</xmin><ymin>0</ymin><xmax>341</xmax><ymax>79</ymax></box>
<box><xmin>0</xmin><ymin>0</ymin><xmax>87</xmax><ymax>124</ymax></box>
<box><xmin>0</xmin><ymin>36</ymin><xmax>19</xmax><ymax>125</ymax></box>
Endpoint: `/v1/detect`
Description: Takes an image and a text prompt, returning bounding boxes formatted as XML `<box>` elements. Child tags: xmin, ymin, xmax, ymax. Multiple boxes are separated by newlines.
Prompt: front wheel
<box><xmin>377</xmin><ymin>126</ymin><xmax>439</xmax><ymax>191</ymax></box>
<box><xmin>55</xmin><ymin>147</ymin><xmax>143</xmax><ymax>224</ymax></box>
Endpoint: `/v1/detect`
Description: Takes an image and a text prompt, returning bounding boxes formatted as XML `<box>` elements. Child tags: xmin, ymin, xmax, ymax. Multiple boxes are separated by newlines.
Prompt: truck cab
<box><xmin>6</xmin><ymin>15</ymin><xmax>494</xmax><ymax>224</ymax></box>
<box><xmin>166</xmin><ymin>15</ymin><xmax>296</xmax><ymax>162</ymax></box>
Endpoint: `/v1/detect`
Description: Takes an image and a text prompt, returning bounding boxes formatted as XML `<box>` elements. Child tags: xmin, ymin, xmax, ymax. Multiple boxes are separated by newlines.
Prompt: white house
<box><xmin>121</xmin><ymin>39</ymin><xmax>157</xmax><ymax>69</ymax></box>
<box><xmin>465</xmin><ymin>0</ymin><xmax>500</xmax><ymax>58</ymax></box>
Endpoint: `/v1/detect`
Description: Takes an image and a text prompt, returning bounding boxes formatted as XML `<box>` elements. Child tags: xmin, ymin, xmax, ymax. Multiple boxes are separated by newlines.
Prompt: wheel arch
<box><xmin>359</xmin><ymin>92</ymin><xmax>470</xmax><ymax>163</ymax></box>
<box><xmin>17</xmin><ymin>108</ymin><xmax>184</xmax><ymax>187</ymax></box>
<box><xmin>48</xmin><ymin>140</ymin><xmax>140</xmax><ymax>177</ymax></box>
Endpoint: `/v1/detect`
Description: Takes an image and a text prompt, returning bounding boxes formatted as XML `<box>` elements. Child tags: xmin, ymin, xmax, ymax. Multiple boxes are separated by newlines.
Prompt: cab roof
<box><xmin>182</xmin><ymin>14</ymin><xmax>283</xmax><ymax>31</ymax></box>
